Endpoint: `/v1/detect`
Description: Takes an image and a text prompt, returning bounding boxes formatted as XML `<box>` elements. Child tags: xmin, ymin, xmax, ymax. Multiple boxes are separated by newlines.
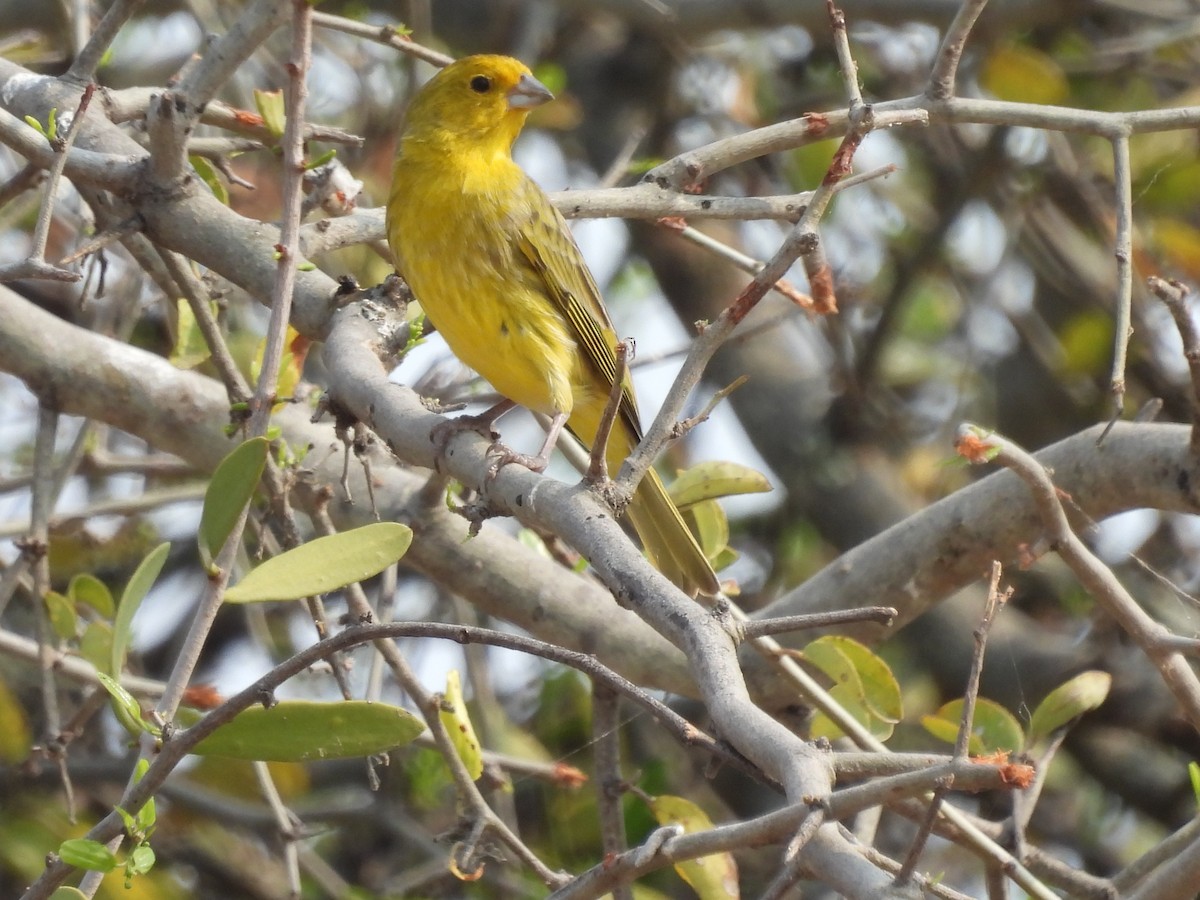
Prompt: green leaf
<box><xmin>921</xmin><ymin>698</ymin><xmax>1024</xmax><ymax>755</ymax></box>
<box><xmin>803</xmin><ymin>636</ymin><xmax>902</xmax><ymax>742</ymax></box>
<box><xmin>647</xmin><ymin>794</ymin><xmax>740</xmax><ymax>899</ymax></box>
<box><xmin>57</xmin><ymin>838</ymin><xmax>117</xmax><ymax>872</ymax></box>
<box><xmin>306</xmin><ymin>148</ymin><xmax>336</xmax><ymax>169</ymax></box>
<box><xmin>225</xmin><ymin>522</ymin><xmax>412</xmax><ymax>603</ymax></box>
<box><xmin>1027</xmin><ymin>670</ymin><xmax>1111</xmax><ymax>744</ymax></box>
<box><xmin>114</xmin><ymin>805</ymin><xmax>136</xmax><ymax>835</ymax></box>
<box><xmin>50</xmin><ymin>889</ymin><xmax>89</xmax><ymax>900</ymax></box>
<box><xmin>127</xmin><ymin>843</ymin><xmax>155</xmax><ymax>876</ymax></box>
<box><xmin>198</xmin><ymin>437</ymin><xmax>268</xmax><ymax>567</ymax></box>
<box><xmin>439</xmin><ymin>670</ymin><xmax>483</xmax><ymax>780</ymax></box>
<box><xmin>79</xmin><ymin>621</ymin><xmax>113</xmax><ymax>673</ymax></box>
<box><xmin>43</xmin><ymin>591</ymin><xmax>77</xmax><ymax>640</ymax></box>
<box><xmin>1190</xmin><ymin>761</ymin><xmax>1200</xmax><ymax>810</ymax></box>
<box><xmin>69</xmin><ymin>573</ymin><xmax>114</xmax><ymax>618</ymax></box>
<box><xmin>188</xmin><ymin>154</ymin><xmax>229</xmax><ymax>205</ymax></box>
<box><xmin>189</xmin><ymin>700</ymin><xmax>423</xmax><ymax>761</ymax></box>
<box><xmin>96</xmin><ymin>672</ymin><xmax>157</xmax><ymax>738</ymax></box>
<box><xmin>111</xmin><ymin>542</ymin><xmax>170</xmax><ymax>677</ymax></box>
<box><xmin>132</xmin><ymin>758</ymin><xmax>156</xmax><ymax>832</ymax></box>
<box><xmin>254</xmin><ymin>88</ymin><xmax>286</xmax><ymax>138</ymax></box>
<box><xmin>170</xmin><ymin>297</ymin><xmax>214</xmax><ymax>370</ymax></box>
<box><xmin>668</xmin><ymin>461</ymin><xmax>772</xmax><ymax>508</ymax></box>
<box><xmin>0</xmin><ymin>676</ymin><xmax>32</xmax><ymax>764</ymax></box>
<box><xmin>685</xmin><ymin>499</ymin><xmax>729</xmax><ymax>563</ymax></box>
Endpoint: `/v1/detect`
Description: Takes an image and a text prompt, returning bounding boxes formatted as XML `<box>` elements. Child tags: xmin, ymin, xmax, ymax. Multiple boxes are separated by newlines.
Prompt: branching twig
<box><xmin>0</xmin><ymin>82</ymin><xmax>93</xmax><ymax>284</ymax></box>
<box><xmin>894</xmin><ymin>561</ymin><xmax>1009</xmax><ymax>886</ymax></box>
<box><xmin>957</xmin><ymin>425</ymin><xmax>1200</xmax><ymax>732</ymax></box>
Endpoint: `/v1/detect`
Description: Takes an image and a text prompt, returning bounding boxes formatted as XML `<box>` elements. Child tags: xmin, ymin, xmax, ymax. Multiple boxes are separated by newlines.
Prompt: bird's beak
<box><xmin>507</xmin><ymin>73</ymin><xmax>554</xmax><ymax>110</ymax></box>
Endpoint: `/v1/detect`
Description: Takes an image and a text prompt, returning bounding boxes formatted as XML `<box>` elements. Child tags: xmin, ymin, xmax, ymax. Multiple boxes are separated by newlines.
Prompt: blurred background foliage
<box><xmin>4</xmin><ymin>0</ymin><xmax>1200</xmax><ymax>896</ymax></box>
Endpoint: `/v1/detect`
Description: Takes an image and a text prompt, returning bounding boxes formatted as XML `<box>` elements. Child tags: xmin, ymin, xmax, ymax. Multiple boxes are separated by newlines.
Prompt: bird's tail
<box><xmin>625</xmin><ymin>465</ymin><xmax>720</xmax><ymax>598</ymax></box>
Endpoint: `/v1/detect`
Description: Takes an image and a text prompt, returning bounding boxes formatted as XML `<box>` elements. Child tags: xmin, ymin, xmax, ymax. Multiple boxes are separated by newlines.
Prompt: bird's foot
<box><xmin>484</xmin><ymin>445</ymin><xmax>551</xmax><ymax>480</ymax></box>
<box><xmin>430</xmin><ymin>411</ymin><xmax>501</xmax><ymax>472</ymax></box>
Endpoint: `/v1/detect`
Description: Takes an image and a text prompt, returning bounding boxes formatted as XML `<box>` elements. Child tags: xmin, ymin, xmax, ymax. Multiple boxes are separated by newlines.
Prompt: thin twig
<box><xmin>249</xmin><ymin>0</ymin><xmax>312</xmax><ymax>436</ymax></box>
<box><xmin>157</xmin><ymin>248</ymin><xmax>253</xmax><ymax>404</ymax></box>
<box><xmin>592</xmin><ymin>683</ymin><xmax>633</xmax><ymax>900</ymax></box>
<box><xmin>740</xmin><ymin>606</ymin><xmax>897</xmax><ymax>639</ymax></box>
<box><xmin>26</xmin><ymin>406</ymin><xmax>73</xmax><ymax>820</ymax></box>
<box><xmin>66</xmin><ymin>0</ymin><xmax>144</xmax><ymax>81</ymax></box>
<box><xmin>1102</xmin><ymin>132</ymin><xmax>1135</xmax><ymax>440</ymax></box>
<box><xmin>310</xmin><ymin>11</ymin><xmax>454</xmax><ymax>67</ymax></box>
<box><xmin>252</xmin><ymin>759</ymin><xmax>303</xmax><ymax>896</ymax></box>
<box><xmin>895</xmin><ymin>561</ymin><xmax>1009</xmax><ymax>886</ymax></box>
<box><xmin>826</xmin><ymin>0</ymin><xmax>863</xmax><ymax>110</ymax></box>
<box><xmin>1147</xmin><ymin>276</ymin><xmax>1200</xmax><ymax>452</ymax></box>
<box><xmin>927</xmin><ymin>0</ymin><xmax>992</xmax><ymax>100</ymax></box>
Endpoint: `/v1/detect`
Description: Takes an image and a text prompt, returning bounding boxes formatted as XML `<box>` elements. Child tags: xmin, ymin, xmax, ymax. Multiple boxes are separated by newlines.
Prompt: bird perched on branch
<box><xmin>387</xmin><ymin>54</ymin><xmax>718</xmax><ymax>597</ymax></box>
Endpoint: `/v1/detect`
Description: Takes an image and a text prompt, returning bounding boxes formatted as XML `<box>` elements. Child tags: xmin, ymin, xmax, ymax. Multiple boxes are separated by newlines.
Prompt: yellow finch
<box><xmin>387</xmin><ymin>55</ymin><xmax>718</xmax><ymax>597</ymax></box>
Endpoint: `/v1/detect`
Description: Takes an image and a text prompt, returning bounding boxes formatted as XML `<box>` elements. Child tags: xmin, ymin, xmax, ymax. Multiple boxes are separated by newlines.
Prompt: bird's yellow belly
<box><xmin>406</xmin><ymin>238</ymin><xmax>579</xmax><ymax>419</ymax></box>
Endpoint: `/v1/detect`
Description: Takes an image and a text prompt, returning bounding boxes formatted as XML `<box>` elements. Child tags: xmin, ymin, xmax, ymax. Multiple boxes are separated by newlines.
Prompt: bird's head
<box><xmin>400</xmin><ymin>54</ymin><xmax>554</xmax><ymax>153</ymax></box>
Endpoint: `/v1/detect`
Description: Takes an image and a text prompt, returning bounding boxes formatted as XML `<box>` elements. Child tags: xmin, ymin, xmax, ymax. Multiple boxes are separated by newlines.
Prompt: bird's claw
<box><xmin>430</xmin><ymin>412</ymin><xmax>501</xmax><ymax>470</ymax></box>
<box><xmin>484</xmin><ymin>445</ymin><xmax>550</xmax><ymax>482</ymax></box>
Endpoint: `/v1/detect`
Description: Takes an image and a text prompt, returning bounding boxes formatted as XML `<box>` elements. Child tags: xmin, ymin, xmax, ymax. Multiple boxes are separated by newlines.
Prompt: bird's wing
<box><xmin>514</xmin><ymin>187</ymin><xmax>644</xmax><ymax>438</ymax></box>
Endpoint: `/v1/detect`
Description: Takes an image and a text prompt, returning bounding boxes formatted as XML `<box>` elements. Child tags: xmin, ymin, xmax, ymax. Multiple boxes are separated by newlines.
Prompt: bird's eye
<box><xmin>470</xmin><ymin>75</ymin><xmax>492</xmax><ymax>93</ymax></box>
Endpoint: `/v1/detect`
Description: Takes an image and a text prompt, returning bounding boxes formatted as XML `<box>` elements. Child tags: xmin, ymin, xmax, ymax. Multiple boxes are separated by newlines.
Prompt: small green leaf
<box><xmin>198</xmin><ymin>437</ymin><xmax>268</xmax><ymax>567</ymax></box>
<box><xmin>439</xmin><ymin>670</ymin><xmax>483</xmax><ymax>780</ymax></box>
<box><xmin>189</xmin><ymin>700</ymin><xmax>424</xmax><ymax>761</ymax></box>
<box><xmin>57</xmin><ymin>838</ymin><xmax>117</xmax><ymax>872</ymax></box>
<box><xmin>306</xmin><ymin>148</ymin><xmax>336</xmax><ymax>169</ymax></box>
<box><xmin>647</xmin><ymin>794</ymin><xmax>739</xmax><ymax>899</ymax></box>
<box><xmin>1190</xmin><ymin>761</ymin><xmax>1200</xmax><ymax>810</ymax></box>
<box><xmin>43</xmin><ymin>591</ymin><xmax>77</xmax><ymax>639</ymax></box>
<box><xmin>111</xmin><ymin>542</ymin><xmax>170</xmax><ymax>676</ymax></box>
<box><xmin>170</xmin><ymin>297</ymin><xmax>213</xmax><ymax>370</ymax></box>
<box><xmin>669</xmin><ymin>461</ymin><xmax>772</xmax><ymax>508</ymax></box>
<box><xmin>1027</xmin><ymin>671</ymin><xmax>1111</xmax><ymax>744</ymax></box>
<box><xmin>803</xmin><ymin>636</ymin><xmax>902</xmax><ymax>742</ymax></box>
<box><xmin>254</xmin><ymin>88</ymin><xmax>286</xmax><ymax>138</ymax></box>
<box><xmin>225</xmin><ymin>522</ymin><xmax>412</xmax><ymax>603</ymax></box>
<box><xmin>96</xmin><ymin>672</ymin><xmax>157</xmax><ymax>738</ymax></box>
<box><xmin>127</xmin><ymin>843</ymin><xmax>155</xmax><ymax>876</ymax></box>
<box><xmin>188</xmin><ymin>155</ymin><xmax>229</xmax><ymax>204</ymax></box>
<box><xmin>132</xmin><ymin>759</ymin><xmax>156</xmax><ymax>831</ymax></box>
<box><xmin>50</xmin><ymin>889</ymin><xmax>89</xmax><ymax>900</ymax></box>
<box><xmin>69</xmin><ymin>573</ymin><xmax>114</xmax><ymax>618</ymax></box>
<box><xmin>921</xmin><ymin>698</ymin><xmax>1024</xmax><ymax>755</ymax></box>
<box><xmin>115</xmin><ymin>805</ymin><xmax>136</xmax><ymax>835</ymax></box>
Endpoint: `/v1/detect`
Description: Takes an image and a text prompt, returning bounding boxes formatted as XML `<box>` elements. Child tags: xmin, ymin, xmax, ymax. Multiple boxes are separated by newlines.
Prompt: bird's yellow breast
<box><xmin>389</xmin><ymin>152</ymin><xmax>579</xmax><ymax>418</ymax></box>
